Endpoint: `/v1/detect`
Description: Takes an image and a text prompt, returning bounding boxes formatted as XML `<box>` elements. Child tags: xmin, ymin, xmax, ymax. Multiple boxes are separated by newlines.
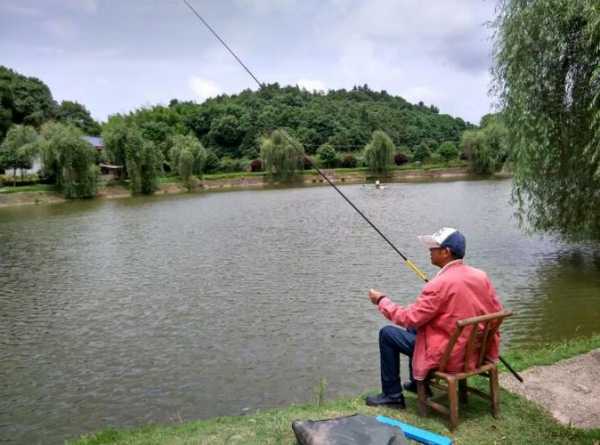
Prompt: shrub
<box><xmin>219</xmin><ymin>157</ymin><xmax>248</xmax><ymax>173</ymax></box>
<box><xmin>204</xmin><ymin>150</ymin><xmax>220</xmax><ymax>173</ymax></box>
<box><xmin>429</xmin><ymin>152</ymin><xmax>443</xmax><ymax>164</ymax></box>
<box><xmin>412</xmin><ymin>142</ymin><xmax>431</xmax><ymax>162</ymax></box>
<box><xmin>394</xmin><ymin>152</ymin><xmax>409</xmax><ymax>166</ymax></box>
<box><xmin>316</xmin><ymin>143</ymin><xmax>338</xmax><ymax>168</ymax></box>
<box><xmin>340</xmin><ymin>154</ymin><xmax>357</xmax><ymax>168</ymax></box>
<box><xmin>0</xmin><ymin>173</ymin><xmax>39</xmax><ymax>186</ymax></box>
<box><xmin>250</xmin><ymin>159</ymin><xmax>263</xmax><ymax>172</ymax></box>
<box><xmin>438</xmin><ymin>141</ymin><xmax>459</xmax><ymax>162</ymax></box>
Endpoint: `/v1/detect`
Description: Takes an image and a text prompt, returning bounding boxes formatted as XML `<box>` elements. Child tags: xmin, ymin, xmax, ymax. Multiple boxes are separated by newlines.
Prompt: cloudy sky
<box><xmin>1</xmin><ymin>0</ymin><xmax>499</xmax><ymax>124</ymax></box>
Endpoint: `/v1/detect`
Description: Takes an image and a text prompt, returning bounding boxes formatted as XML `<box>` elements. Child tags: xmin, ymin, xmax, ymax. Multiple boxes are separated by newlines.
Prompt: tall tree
<box><xmin>493</xmin><ymin>0</ymin><xmax>600</xmax><ymax>239</ymax></box>
<box><xmin>0</xmin><ymin>66</ymin><xmax>56</xmax><ymax>130</ymax></box>
<box><xmin>102</xmin><ymin>116</ymin><xmax>162</xmax><ymax>194</ymax></box>
<box><xmin>260</xmin><ymin>129</ymin><xmax>304</xmax><ymax>181</ymax></box>
<box><xmin>137</xmin><ymin>140</ymin><xmax>162</xmax><ymax>195</ymax></box>
<box><xmin>0</xmin><ymin>125</ymin><xmax>39</xmax><ymax>185</ymax></box>
<box><xmin>364</xmin><ymin>130</ymin><xmax>395</xmax><ymax>174</ymax></box>
<box><xmin>39</xmin><ymin>122</ymin><xmax>97</xmax><ymax>198</ymax></box>
<box><xmin>56</xmin><ymin>100</ymin><xmax>101</xmax><ymax>135</ymax></box>
<box><xmin>169</xmin><ymin>134</ymin><xmax>207</xmax><ymax>189</ymax></box>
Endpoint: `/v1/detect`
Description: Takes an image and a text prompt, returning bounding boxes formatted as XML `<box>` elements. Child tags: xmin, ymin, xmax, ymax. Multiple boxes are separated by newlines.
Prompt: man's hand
<box><xmin>369</xmin><ymin>288</ymin><xmax>385</xmax><ymax>305</ymax></box>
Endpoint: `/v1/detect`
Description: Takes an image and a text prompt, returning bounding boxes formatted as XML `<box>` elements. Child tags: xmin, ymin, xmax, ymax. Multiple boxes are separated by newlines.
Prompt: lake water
<box><xmin>1</xmin><ymin>179</ymin><xmax>599</xmax><ymax>444</ymax></box>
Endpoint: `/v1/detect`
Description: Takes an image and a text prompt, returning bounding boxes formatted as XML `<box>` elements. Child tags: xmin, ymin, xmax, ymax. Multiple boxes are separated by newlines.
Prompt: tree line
<box><xmin>0</xmin><ymin>65</ymin><xmax>485</xmax><ymax>198</ymax></box>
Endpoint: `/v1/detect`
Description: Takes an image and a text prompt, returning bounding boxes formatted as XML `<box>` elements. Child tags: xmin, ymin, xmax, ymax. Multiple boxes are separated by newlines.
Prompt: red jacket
<box><xmin>378</xmin><ymin>260</ymin><xmax>503</xmax><ymax>380</ymax></box>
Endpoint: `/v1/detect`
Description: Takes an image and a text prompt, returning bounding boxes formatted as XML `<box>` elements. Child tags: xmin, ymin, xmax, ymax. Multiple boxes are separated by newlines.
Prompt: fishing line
<box><xmin>182</xmin><ymin>0</ymin><xmax>522</xmax><ymax>383</ymax></box>
<box><xmin>182</xmin><ymin>0</ymin><xmax>428</xmax><ymax>282</ymax></box>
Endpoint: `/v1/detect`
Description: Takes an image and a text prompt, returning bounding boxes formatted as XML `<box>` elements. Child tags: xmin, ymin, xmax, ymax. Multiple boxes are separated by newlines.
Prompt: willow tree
<box><xmin>138</xmin><ymin>140</ymin><xmax>162</xmax><ymax>194</ymax></box>
<box><xmin>103</xmin><ymin>117</ymin><xmax>162</xmax><ymax>195</ymax></box>
<box><xmin>169</xmin><ymin>134</ymin><xmax>207</xmax><ymax>189</ymax></box>
<box><xmin>364</xmin><ymin>130</ymin><xmax>395</xmax><ymax>174</ymax></box>
<box><xmin>260</xmin><ymin>129</ymin><xmax>304</xmax><ymax>181</ymax></box>
<box><xmin>493</xmin><ymin>0</ymin><xmax>600</xmax><ymax>239</ymax></box>
<box><xmin>40</xmin><ymin>122</ymin><xmax>97</xmax><ymax>198</ymax></box>
<box><xmin>460</xmin><ymin>118</ymin><xmax>509</xmax><ymax>175</ymax></box>
<box><xmin>0</xmin><ymin>124</ymin><xmax>39</xmax><ymax>185</ymax></box>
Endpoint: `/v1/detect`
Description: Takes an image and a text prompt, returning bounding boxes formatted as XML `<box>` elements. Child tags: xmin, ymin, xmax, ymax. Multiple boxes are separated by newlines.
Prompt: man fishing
<box><xmin>366</xmin><ymin>227</ymin><xmax>503</xmax><ymax>408</ymax></box>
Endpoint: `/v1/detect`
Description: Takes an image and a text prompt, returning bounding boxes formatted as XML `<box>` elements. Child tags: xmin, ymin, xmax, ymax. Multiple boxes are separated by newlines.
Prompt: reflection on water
<box><xmin>0</xmin><ymin>179</ymin><xmax>599</xmax><ymax>444</ymax></box>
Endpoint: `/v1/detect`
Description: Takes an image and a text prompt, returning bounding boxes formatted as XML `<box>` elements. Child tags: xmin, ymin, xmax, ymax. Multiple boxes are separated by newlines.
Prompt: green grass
<box><xmin>0</xmin><ymin>184</ymin><xmax>56</xmax><ymax>193</ymax></box>
<box><xmin>203</xmin><ymin>172</ymin><xmax>266</xmax><ymax>180</ymax></box>
<box><xmin>69</xmin><ymin>335</ymin><xmax>600</xmax><ymax>445</ymax></box>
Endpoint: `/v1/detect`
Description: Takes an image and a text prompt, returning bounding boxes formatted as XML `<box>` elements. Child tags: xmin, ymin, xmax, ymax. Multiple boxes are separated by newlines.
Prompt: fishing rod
<box><xmin>182</xmin><ymin>0</ymin><xmax>523</xmax><ymax>384</ymax></box>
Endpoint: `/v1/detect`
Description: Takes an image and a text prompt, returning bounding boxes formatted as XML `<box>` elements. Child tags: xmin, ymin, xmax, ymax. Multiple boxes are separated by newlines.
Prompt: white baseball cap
<box><xmin>418</xmin><ymin>227</ymin><xmax>466</xmax><ymax>258</ymax></box>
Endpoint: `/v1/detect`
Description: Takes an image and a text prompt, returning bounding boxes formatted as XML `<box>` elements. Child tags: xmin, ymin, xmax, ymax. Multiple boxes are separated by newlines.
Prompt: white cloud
<box><xmin>64</xmin><ymin>0</ymin><xmax>98</xmax><ymax>14</ymax></box>
<box><xmin>0</xmin><ymin>4</ymin><xmax>41</xmax><ymax>16</ymax></box>
<box><xmin>42</xmin><ymin>18</ymin><xmax>78</xmax><ymax>40</ymax></box>
<box><xmin>234</xmin><ymin>0</ymin><xmax>298</xmax><ymax>15</ymax></box>
<box><xmin>401</xmin><ymin>86</ymin><xmax>439</xmax><ymax>106</ymax></box>
<box><xmin>189</xmin><ymin>77</ymin><xmax>222</xmax><ymax>102</ymax></box>
<box><xmin>296</xmin><ymin>79</ymin><xmax>326</xmax><ymax>92</ymax></box>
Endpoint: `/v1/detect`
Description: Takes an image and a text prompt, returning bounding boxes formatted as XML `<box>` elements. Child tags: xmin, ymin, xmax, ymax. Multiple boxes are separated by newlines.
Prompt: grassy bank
<box><xmin>0</xmin><ymin>162</ymin><xmax>477</xmax><ymax>208</ymax></box>
<box><xmin>70</xmin><ymin>335</ymin><xmax>600</xmax><ymax>445</ymax></box>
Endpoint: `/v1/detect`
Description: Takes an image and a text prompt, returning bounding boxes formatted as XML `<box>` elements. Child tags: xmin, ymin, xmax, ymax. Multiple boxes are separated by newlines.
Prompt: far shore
<box><xmin>0</xmin><ymin>166</ymin><xmax>510</xmax><ymax>209</ymax></box>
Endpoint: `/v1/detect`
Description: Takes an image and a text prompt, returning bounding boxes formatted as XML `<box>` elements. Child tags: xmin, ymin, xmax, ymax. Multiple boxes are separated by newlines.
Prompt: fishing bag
<box><xmin>291</xmin><ymin>414</ymin><xmax>408</xmax><ymax>445</ymax></box>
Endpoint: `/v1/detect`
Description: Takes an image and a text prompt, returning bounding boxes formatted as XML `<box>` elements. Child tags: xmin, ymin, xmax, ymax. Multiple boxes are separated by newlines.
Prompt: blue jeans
<box><xmin>379</xmin><ymin>325</ymin><xmax>416</xmax><ymax>395</ymax></box>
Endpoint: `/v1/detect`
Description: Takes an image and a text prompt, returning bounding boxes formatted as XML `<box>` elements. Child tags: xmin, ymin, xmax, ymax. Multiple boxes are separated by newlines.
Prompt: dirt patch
<box><xmin>500</xmin><ymin>349</ymin><xmax>600</xmax><ymax>429</ymax></box>
<box><xmin>0</xmin><ymin>191</ymin><xmax>65</xmax><ymax>207</ymax></box>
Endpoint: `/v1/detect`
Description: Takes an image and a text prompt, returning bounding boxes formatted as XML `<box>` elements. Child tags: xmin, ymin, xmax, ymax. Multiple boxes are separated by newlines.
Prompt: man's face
<box><xmin>429</xmin><ymin>246</ymin><xmax>452</xmax><ymax>268</ymax></box>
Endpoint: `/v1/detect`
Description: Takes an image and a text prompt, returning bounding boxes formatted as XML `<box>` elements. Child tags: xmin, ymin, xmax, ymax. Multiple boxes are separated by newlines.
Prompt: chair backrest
<box><xmin>437</xmin><ymin>310</ymin><xmax>512</xmax><ymax>373</ymax></box>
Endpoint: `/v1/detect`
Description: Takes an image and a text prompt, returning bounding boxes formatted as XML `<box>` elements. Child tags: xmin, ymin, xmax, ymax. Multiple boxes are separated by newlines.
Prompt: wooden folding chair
<box><xmin>417</xmin><ymin>310</ymin><xmax>513</xmax><ymax>430</ymax></box>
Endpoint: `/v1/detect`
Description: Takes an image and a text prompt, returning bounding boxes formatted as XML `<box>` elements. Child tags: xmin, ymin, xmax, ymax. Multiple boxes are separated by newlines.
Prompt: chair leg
<box><xmin>489</xmin><ymin>367</ymin><xmax>499</xmax><ymax>418</ymax></box>
<box><xmin>417</xmin><ymin>381</ymin><xmax>428</xmax><ymax>417</ymax></box>
<box><xmin>447</xmin><ymin>378</ymin><xmax>459</xmax><ymax>431</ymax></box>
<box><xmin>459</xmin><ymin>378</ymin><xmax>468</xmax><ymax>404</ymax></box>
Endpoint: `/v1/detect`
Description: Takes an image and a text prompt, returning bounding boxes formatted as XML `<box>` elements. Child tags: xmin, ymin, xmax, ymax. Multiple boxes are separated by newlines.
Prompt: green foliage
<box><xmin>127</xmin><ymin>84</ymin><xmax>471</xmax><ymax>165</ymax></box>
<box><xmin>460</xmin><ymin>122</ymin><xmax>509</xmax><ymax>175</ymax></box>
<box><xmin>219</xmin><ymin>157</ymin><xmax>249</xmax><ymax>173</ymax></box>
<box><xmin>138</xmin><ymin>141</ymin><xmax>162</xmax><ymax>195</ymax></box>
<box><xmin>316</xmin><ymin>143</ymin><xmax>338</xmax><ymax>168</ymax></box>
<box><xmin>56</xmin><ymin>101</ymin><xmax>101</xmax><ymax>135</ymax></box>
<box><xmin>0</xmin><ymin>125</ymin><xmax>39</xmax><ymax>182</ymax></box>
<box><xmin>169</xmin><ymin>134</ymin><xmax>207</xmax><ymax>175</ymax></box>
<box><xmin>260</xmin><ymin>129</ymin><xmax>304</xmax><ymax>181</ymax></box>
<box><xmin>102</xmin><ymin>116</ymin><xmax>139</xmax><ymax>168</ymax></box>
<box><xmin>438</xmin><ymin>141</ymin><xmax>459</xmax><ymax>162</ymax></box>
<box><xmin>340</xmin><ymin>153</ymin><xmax>357</xmax><ymax>168</ymax></box>
<box><xmin>0</xmin><ymin>66</ymin><xmax>56</xmax><ymax>139</ymax></box>
<box><xmin>204</xmin><ymin>150</ymin><xmax>220</xmax><ymax>173</ymax></box>
<box><xmin>364</xmin><ymin>130</ymin><xmax>394</xmax><ymax>174</ymax></box>
<box><xmin>40</xmin><ymin>122</ymin><xmax>97</xmax><ymax>198</ymax></box>
<box><xmin>412</xmin><ymin>142</ymin><xmax>431</xmax><ymax>163</ymax></box>
<box><xmin>209</xmin><ymin>114</ymin><xmax>243</xmax><ymax>157</ymax></box>
<box><xmin>102</xmin><ymin>117</ymin><xmax>162</xmax><ymax>194</ymax></box>
<box><xmin>493</xmin><ymin>0</ymin><xmax>600</xmax><ymax>239</ymax></box>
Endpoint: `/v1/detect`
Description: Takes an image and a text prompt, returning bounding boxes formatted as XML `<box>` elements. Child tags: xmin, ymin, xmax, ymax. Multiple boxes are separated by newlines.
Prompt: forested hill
<box><xmin>0</xmin><ymin>66</ymin><xmax>101</xmax><ymax>140</ymax></box>
<box><xmin>1</xmin><ymin>65</ymin><xmax>474</xmax><ymax>160</ymax></box>
<box><xmin>153</xmin><ymin>83</ymin><xmax>473</xmax><ymax>159</ymax></box>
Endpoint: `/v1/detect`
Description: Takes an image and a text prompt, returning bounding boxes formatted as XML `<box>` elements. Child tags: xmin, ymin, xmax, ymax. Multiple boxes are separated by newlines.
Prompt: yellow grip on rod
<box><xmin>404</xmin><ymin>259</ymin><xmax>428</xmax><ymax>282</ymax></box>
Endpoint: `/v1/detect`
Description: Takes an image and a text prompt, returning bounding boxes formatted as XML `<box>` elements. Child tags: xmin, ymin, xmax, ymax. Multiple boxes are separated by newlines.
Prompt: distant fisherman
<box><xmin>366</xmin><ymin>227</ymin><xmax>503</xmax><ymax>408</ymax></box>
